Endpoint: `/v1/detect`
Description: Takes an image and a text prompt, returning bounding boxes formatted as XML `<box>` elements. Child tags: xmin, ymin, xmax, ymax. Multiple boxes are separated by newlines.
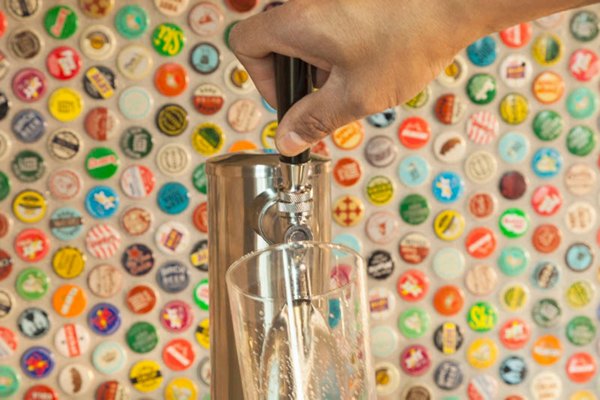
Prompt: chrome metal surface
<box><xmin>207</xmin><ymin>152</ymin><xmax>331</xmax><ymax>400</ymax></box>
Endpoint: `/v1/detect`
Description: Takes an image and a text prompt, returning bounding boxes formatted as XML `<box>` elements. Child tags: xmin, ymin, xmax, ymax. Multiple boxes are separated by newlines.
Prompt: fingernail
<box><xmin>277</xmin><ymin>131</ymin><xmax>309</xmax><ymax>155</ymax></box>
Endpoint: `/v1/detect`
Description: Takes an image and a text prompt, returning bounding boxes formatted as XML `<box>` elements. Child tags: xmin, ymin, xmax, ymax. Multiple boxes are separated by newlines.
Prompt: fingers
<box><xmin>236</xmin><ymin>52</ymin><xmax>277</xmax><ymax>108</ymax></box>
<box><xmin>276</xmin><ymin>73</ymin><xmax>356</xmax><ymax>156</ymax></box>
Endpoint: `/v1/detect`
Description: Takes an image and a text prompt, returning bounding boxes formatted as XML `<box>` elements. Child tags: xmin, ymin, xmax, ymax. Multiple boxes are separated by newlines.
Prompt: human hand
<box><xmin>230</xmin><ymin>0</ymin><xmax>596</xmax><ymax>156</ymax></box>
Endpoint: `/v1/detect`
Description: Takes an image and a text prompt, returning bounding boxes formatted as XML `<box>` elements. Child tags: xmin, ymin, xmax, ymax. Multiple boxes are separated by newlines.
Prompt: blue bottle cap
<box><xmin>50</xmin><ymin>207</ymin><xmax>84</xmax><ymax>241</ymax></box>
<box><xmin>190</xmin><ymin>43</ymin><xmax>221</xmax><ymax>75</ymax></box>
<box><xmin>366</xmin><ymin>108</ymin><xmax>397</xmax><ymax>128</ymax></box>
<box><xmin>157</xmin><ymin>182</ymin><xmax>190</xmax><ymax>215</ymax></box>
<box><xmin>498</xmin><ymin>132</ymin><xmax>529</xmax><ymax>164</ymax></box>
<box><xmin>431</xmin><ymin>171</ymin><xmax>464</xmax><ymax>203</ymax></box>
<box><xmin>531</xmin><ymin>147</ymin><xmax>562</xmax><ymax>178</ymax></box>
<box><xmin>398</xmin><ymin>155</ymin><xmax>430</xmax><ymax>187</ymax></box>
<box><xmin>498</xmin><ymin>246</ymin><xmax>529</xmax><ymax>276</ymax></box>
<box><xmin>11</xmin><ymin>109</ymin><xmax>46</xmax><ymax>143</ymax></box>
<box><xmin>467</xmin><ymin>36</ymin><xmax>497</xmax><ymax>66</ymax></box>
<box><xmin>332</xmin><ymin>233</ymin><xmax>362</xmax><ymax>254</ymax></box>
<box><xmin>156</xmin><ymin>260</ymin><xmax>190</xmax><ymax>293</ymax></box>
<box><xmin>21</xmin><ymin>346</ymin><xmax>55</xmax><ymax>379</ymax></box>
<box><xmin>88</xmin><ymin>303</ymin><xmax>121</xmax><ymax>336</ymax></box>
<box><xmin>261</xmin><ymin>97</ymin><xmax>276</xmax><ymax>113</ymax></box>
<box><xmin>115</xmin><ymin>5</ymin><xmax>149</xmax><ymax>39</ymax></box>
<box><xmin>499</xmin><ymin>355</ymin><xmax>528</xmax><ymax>385</ymax></box>
<box><xmin>85</xmin><ymin>186</ymin><xmax>120</xmax><ymax>219</ymax></box>
<box><xmin>565</xmin><ymin>243</ymin><xmax>594</xmax><ymax>272</ymax></box>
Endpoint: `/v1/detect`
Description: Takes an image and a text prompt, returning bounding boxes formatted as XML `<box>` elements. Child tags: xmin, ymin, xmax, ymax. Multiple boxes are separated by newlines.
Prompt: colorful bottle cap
<box><xmin>120</xmin><ymin>165</ymin><xmax>155</xmax><ymax>199</ymax></box>
<box><xmin>433</xmin><ymin>210</ymin><xmax>465</xmax><ymax>241</ymax></box>
<box><xmin>433</xmin><ymin>322</ymin><xmax>464</xmax><ymax>355</ymax></box>
<box><xmin>531</xmin><ymin>371</ymin><xmax>562</xmax><ymax>400</ymax></box>
<box><xmin>16</xmin><ymin>267</ymin><xmax>49</xmax><ymax>300</ymax></box>
<box><xmin>465</xmin><ymin>227</ymin><xmax>497</xmax><ymax>258</ymax></box>
<box><xmin>433</xmin><ymin>285</ymin><xmax>464</xmax><ymax>316</ymax></box>
<box><xmin>152</xmin><ymin>23</ymin><xmax>185</xmax><ymax>57</ymax></box>
<box><xmin>88</xmin><ymin>303</ymin><xmax>121</xmax><ymax>336</ymax></box>
<box><xmin>467</xmin><ymin>36</ymin><xmax>497</xmax><ymax>66</ymax></box>
<box><xmin>120</xmin><ymin>126</ymin><xmax>153</xmax><ymax>159</ymax></box>
<box><xmin>367</xmin><ymin>108</ymin><xmax>397</xmax><ymax>128</ymax></box>
<box><xmin>533</xmin><ymin>110</ymin><xmax>563</xmax><ymax>141</ymax></box>
<box><xmin>499</xmin><ymin>170</ymin><xmax>528</xmax><ymax>200</ymax></box>
<box><xmin>532</xmin><ymin>147</ymin><xmax>562</xmax><ymax>178</ymax></box>
<box><xmin>0</xmin><ymin>52</ymin><xmax>8</xmax><ymax>81</ymax></box>
<box><xmin>227</xmin><ymin>98</ymin><xmax>261</xmax><ymax>133</ymax></box>
<box><xmin>155</xmin><ymin>64</ymin><xmax>188</xmax><ymax>98</ymax></box>
<box><xmin>52</xmin><ymin>284</ymin><xmax>86</xmax><ymax>318</ymax></box>
<box><xmin>465</xmin><ymin>264</ymin><xmax>497</xmax><ymax>296</ymax></box>
<box><xmin>14</xmin><ymin>228</ymin><xmax>50</xmax><ymax>262</ymax></box>
<box><xmin>467</xmin><ymin>111</ymin><xmax>499</xmax><ymax>143</ymax></box>
<box><xmin>569</xmin><ymin>49</ymin><xmax>599</xmax><ymax>81</ymax></box>
<box><xmin>12</xmin><ymin>68</ymin><xmax>47</xmax><ymax>102</ymax></box>
<box><xmin>434</xmin><ymin>361</ymin><xmax>463</xmax><ymax>391</ymax></box>
<box><xmin>332</xmin><ymin>157</ymin><xmax>362</xmax><ymax>188</ymax></box>
<box><xmin>399</xmin><ymin>194</ymin><xmax>430</xmax><ymax>225</ymax></box>
<box><xmin>86</xmin><ymin>223</ymin><xmax>121</xmax><ymax>259</ymax></box>
<box><xmin>57</xmin><ymin>363</ymin><xmax>93</xmax><ymax>395</ymax></box>
<box><xmin>189</xmin><ymin>240</ymin><xmax>209</xmax><ymax>271</ymax></box>
<box><xmin>48</xmin><ymin>169</ymin><xmax>82</xmax><ymax>201</ymax></box>
<box><xmin>12</xmin><ymin>105</ymin><xmax>46</xmax><ymax>140</ymax></box>
<box><xmin>396</xmin><ymin>269</ymin><xmax>429</xmax><ymax>302</ymax></box>
<box><xmin>194</xmin><ymin>279</ymin><xmax>209</xmax><ymax>311</ymax></box>
<box><xmin>85</xmin><ymin>147</ymin><xmax>119</xmax><ymax>180</ymax></box>
<box><xmin>92</xmin><ymin>342</ymin><xmax>126</xmax><ymax>375</ymax></box>
<box><xmin>157</xmin><ymin>182</ymin><xmax>190</xmax><ymax>215</ymax></box>
<box><xmin>24</xmin><ymin>385</ymin><xmax>58</xmax><ymax>400</ymax></box>
<box><xmin>332</xmin><ymin>195</ymin><xmax>364</xmax><ymax>227</ymax></box>
<box><xmin>532</xmin><ymin>33</ymin><xmax>563</xmax><ymax>66</ymax></box>
<box><xmin>499</xmin><ymin>318</ymin><xmax>530</xmax><ymax>350</ymax></box>
<box><xmin>52</xmin><ymin>247</ymin><xmax>85</xmax><ymax>278</ymax></box>
<box><xmin>115</xmin><ymin>5</ymin><xmax>149</xmax><ymax>39</ymax></box>
<box><xmin>0</xmin><ymin>172</ymin><xmax>9</xmax><ymax>201</ymax></box>
<box><xmin>85</xmin><ymin>186</ymin><xmax>120</xmax><ymax>219</ymax></box>
<box><xmin>566</xmin><ymin>163</ymin><xmax>596</xmax><ymax>195</ymax></box>
<box><xmin>398</xmin><ymin>307</ymin><xmax>430</xmax><ymax>339</ymax></box>
<box><xmin>499</xmin><ymin>93</ymin><xmax>529</xmax><ymax>125</ymax></box>
<box><xmin>80</xmin><ymin>0</ymin><xmax>115</xmax><ymax>18</ymax></box>
<box><xmin>161</xmin><ymin>300</ymin><xmax>194</xmax><ymax>333</ymax></box>
<box><xmin>126</xmin><ymin>285</ymin><xmax>157</xmax><ymax>314</ymax></box>
<box><xmin>0</xmin><ymin>212</ymin><xmax>11</xmax><ymax>239</ymax></box>
<box><xmin>565</xmin><ymin>201</ymin><xmax>596</xmax><ymax>234</ymax></box>
<box><xmin>119</xmin><ymin>86</ymin><xmax>153</xmax><ymax>120</ymax></box>
<box><xmin>47</xmin><ymin>129</ymin><xmax>81</xmax><ymax>161</ymax></box>
<box><xmin>83</xmin><ymin>66</ymin><xmax>117</xmax><ymax>100</ymax></box>
<box><xmin>155</xmin><ymin>221</ymin><xmax>191</xmax><ymax>255</ymax></box>
<box><xmin>0</xmin><ymin>93</ymin><xmax>9</xmax><ymax>121</ymax></box>
<box><xmin>191</xmin><ymin>122</ymin><xmax>225</xmax><ymax>156</ymax></box>
<box><xmin>398</xmin><ymin>155</ymin><xmax>430</xmax><ymax>187</ymax></box>
<box><xmin>532</xmin><ymin>71</ymin><xmax>565</xmax><ymax>104</ymax></box>
<box><xmin>466</xmin><ymin>302</ymin><xmax>498</xmax><ymax>332</ymax></box>
<box><xmin>566</xmin><ymin>316</ymin><xmax>596</xmax><ymax>346</ymax></box>
<box><xmin>532</xmin><ymin>298</ymin><xmax>562</xmax><ymax>328</ymax></box>
<box><xmin>532</xmin><ymin>224</ymin><xmax>561</xmax><ymax>254</ymax></box>
<box><xmin>397</xmin><ymin>116</ymin><xmax>429</xmax><ymax>148</ymax></box>
<box><xmin>499</xmin><ymin>283</ymin><xmax>529</xmax><ymax>311</ymax></box>
<box><xmin>193</xmin><ymin>83</ymin><xmax>225</xmax><ymax>115</ymax></box>
<box><xmin>21</xmin><ymin>346</ymin><xmax>54</xmax><ymax>379</ymax></box>
<box><xmin>156</xmin><ymin>261</ymin><xmax>189</xmax><ymax>293</ymax></box>
<box><xmin>18</xmin><ymin>307</ymin><xmax>50</xmax><ymax>338</ymax></box>
<box><xmin>400</xmin><ymin>344</ymin><xmax>431</xmax><ymax>376</ymax></box>
<box><xmin>404</xmin><ymin>86</ymin><xmax>431</xmax><ymax>109</ymax></box>
<box><xmin>466</xmin><ymin>338</ymin><xmax>498</xmax><ymax>369</ymax></box>
<box><xmin>44</xmin><ymin>5</ymin><xmax>78</xmax><ymax>39</ymax></box>
<box><xmin>434</xmin><ymin>94</ymin><xmax>466</xmax><ymax>125</ymax></box>
<box><xmin>566</xmin><ymin>352</ymin><xmax>596</xmax><ymax>383</ymax></box>
<box><xmin>224</xmin><ymin>60</ymin><xmax>255</xmax><ymax>93</ymax></box>
<box><xmin>431</xmin><ymin>171</ymin><xmax>464</xmax><ymax>203</ymax></box>
<box><xmin>365</xmin><ymin>176</ymin><xmax>394</xmax><ymax>206</ymax></box>
<box><xmin>432</xmin><ymin>247</ymin><xmax>465</xmax><ymax>278</ymax></box>
<box><xmin>12</xmin><ymin>189</ymin><xmax>47</xmax><ymax>224</ymax></box>
<box><xmin>366</xmin><ymin>250</ymin><xmax>394</xmax><ymax>280</ymax></box>
<box><xmin>190</xmin><ymin>42</ymin><xmax>220</xmax><ymax>74</ymax></box>
<box><xmin>498</xmin><ymin>132</ymin><xmax>529</xmax><ymax>163</ymax></box>
<box><xmin>567</xmin><ymin>125</ymin><xmax>596</xmax><ymax>156</ymax></box>
<box><xmin>499</xmin><ymin>355</ymin><xmax>528</xmax><ymax>385</ymax></box>
<box><xmin>129</xmin><ymin>360</ymin><xmax>163</xmax><ymax>392</ymax></box>
<box><xmin>500</xmin><ymin>23</ymin><xmax>532</xmax><ymax>48</ymax></box>
<box><xmin>466</xmin><ymin>73</ymin><xmax>496</xmax><ymax>104</ymax></box>
<box><xmin>532</xmin><ymin>261</ymin><xmax>560</xmax><ymax>290</ymax></box>
<box><xmin>87</xmin><ymin>264</ymin><xmax>122</xmax><ymax>298</ymax></box>
<box><xmin>50</xmin><ymin>207</ymin><xmax>84</xmax><ymax>241</ymax></box>
<box><xmin>567</xmin><ymin>87</ymin><xmax>598</xmax><ymax>119</ymax></box>
<box><xmin>191</xmin><ymin>163</ymin><xmax>208</xmax><ymax>194</ymax></box>
<box><xmin>374</xmin><ymin>362</ymin><xmax>401</xmax><ymax>396</ymax></box>
<box><xmin>500</xmin><ymin>54</ymin><xmax>533</xmax><ymax>88</ymax></box>
<box><xmin>117</xmin><ymin>45</ymin><xmax>154</xmax><ymax>80</ymax></box>
<box><xmin>566</xmin><ymin>242</ymin><xmax>594</xmax><ymax>272</ymax></box>
<box><xmin>332</xmin><ymin>121</ymin><xmax>364</xmax><ymax>150</ymax></box>
<box><xmin>566</xmin><ymin>280</ymin><xmax>595</xmax><ymax>308</ymax></box>
<box><xmin>468</xmin><ymin>192</ymin><xmax>495</xmax><ymax>220</ymax></box>
<box><xmin>127</xmin><ymin>322</ymin><xmax>159</xmax><ymax>354</ymax></box>
<box><xmin>80</xmin><ymin>25</ymin><xmax>116</xmax><ymax>61</ymax></box>
<box><xmin>12</xmin><ymin>150</ymin><xmax>45</xmax><ymax>182</ymax></box>
<box><xmin>48</xmin><ymin>88</ymin><xmax>83</xmax><ymax>122</ymax></box>
<box><xmin>365</xmin><ymin>211</ymin><xmax>398</xmax><ymax>244</ymax></box>
<box><xmin>465</xmin><ymin>150</ymin><xmax>497</xmax><ymax>183</ymax></box>
<box><xmin>163</xmin><ymin>338</ymin><xmax>196</xmax><ymax>371</ymax></box>
<box><xmin>571</xmin><ymin>10</ymin><xmax>599</xmax><ymax>41</ymax></box>
<box><xmin>189</xmin><ymin>2</ymin><xmax>224</xmax><ymax>36</ymax></box>
<box><xmin>6</xmin><ymin>0</ymin><xmax>40</xmax><ymax>18</ymax></box>
<box><xmin>121</xmin><ymin>206</ymin><xmax>152</xmax><ymax>236</ymax></box>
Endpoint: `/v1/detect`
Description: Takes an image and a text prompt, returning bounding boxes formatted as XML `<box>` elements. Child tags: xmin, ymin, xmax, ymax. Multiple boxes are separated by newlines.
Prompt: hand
<box><xmin>230</xmin><ymin>0</ymin><xmax>596</xmax><ymax>156</ymax></box>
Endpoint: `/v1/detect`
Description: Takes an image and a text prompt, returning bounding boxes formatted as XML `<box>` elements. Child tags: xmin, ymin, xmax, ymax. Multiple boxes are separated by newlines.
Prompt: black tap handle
<box><xmin>274</xmin><ymin>54</ymin><xmax>312</xmax><ymax>165</ymax></box>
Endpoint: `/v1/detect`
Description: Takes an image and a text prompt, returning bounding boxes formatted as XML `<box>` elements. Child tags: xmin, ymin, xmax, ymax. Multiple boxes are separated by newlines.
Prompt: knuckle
<box><xmin>298</xmin><ymin>112</ymin><xmax>333</xmax><ymax>142</ymax></box>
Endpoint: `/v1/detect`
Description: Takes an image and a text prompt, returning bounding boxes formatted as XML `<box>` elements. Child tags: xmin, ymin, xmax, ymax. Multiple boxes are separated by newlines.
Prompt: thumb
<box><xmin>276</xmin><ymin>75</ymin><xmax>354</xmax><ymax>156</ymax></box>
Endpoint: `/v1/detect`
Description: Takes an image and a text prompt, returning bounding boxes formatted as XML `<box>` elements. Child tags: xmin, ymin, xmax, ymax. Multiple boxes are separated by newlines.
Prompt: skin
<box><xmin>229</xmin><ymin>0</ymin><xmax>599</xmax><ymax>156</ymax></box>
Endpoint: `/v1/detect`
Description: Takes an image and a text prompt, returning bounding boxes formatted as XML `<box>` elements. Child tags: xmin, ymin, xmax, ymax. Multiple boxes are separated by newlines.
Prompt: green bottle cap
<box><xmin>466</xmin><ymin>73</ymin><xmax>497</xmax><ymax>105</ymax></box>
<box><xmin>193</xmin><ymin>279</ymin><xmax>209</xmax><ymax>311</ymax></box>
<box><xmin>398</xmin><ymin>307</ymin><xmax>430</xmax><ymax>339</ymax></box>
<box><xmin>533</xmin><ymin>110</ymin><xmax>563</xmax><ymax>141</ymax></box>
<box><xmin>499</xmin><ymin>208</ymin><xmax>529</xmax><ymax>238</ymax></box>
<box><xmin>11</xmin><ymin>150</ymin><xmax>45</xmax><ymax>183</ymax></box>
<box><xmin>567</xmin><ymin>87</ymin><xmax>598</xmax><ymax>119</ymax></box>
<box><xmin>566</xmin><ymin>315</ymin><xmax>596</xmax><ymax>346</ymax></box>
<box><xmin>126</xmin><ymin>321</ymin><xmax>159</xmax><ymax>353</ymax></box>
<box><xmin>192</xmin><ymin>163</ymin><xmax>207</xmax><ymax>194</ymax></box>
<box><xmin>16</xmin><ymin>267</ymin><xmax>50</xmax><ymax>300</ymax></box>
<box><xmin>224</xmin><ymin>21</ymin><xmax>240</xmax><ymax>51</ymax></box>
<box><xmin>152</xmin><ymin>23</ymin><xmax>185</xmax><ymax>57</ymax></box>
<box><xmin>44</xmin><ymin>5</ymin><xmax>78</xmax><ymax>39</ymax></box>
<box><xmin>400</xmin><ymin>194</ymin><xmax>430</xmax><ymax>225</ymax></box>
<box><xmin>0</xmin><ymin>171</ymin><xmax>10</xmax><ymax>201</ymax></box>
<box><xmin>120</xmin><ymin>127</ymin><xmax>153</xmax><ymax>159</ymax></box>
<box><xmin>0</xmin><ymin>365</ymin><xmax>19</xmax><ymax>397</ymax></box>
<box><xmin>115</xmin><ymin>5</ymin><xmax>149</xmax><ymax>39</ymax></box>
<box><xmin>567</xmin><ymin>125</ymin><xmax>596</xmax><ymax>156</ymax></box>
<box><xmin>498</xmin><ymin>246</ymin><xmax>529</xmax><ymax>276</ymax></box>
<box><xmin>85</xmin><ymin>147</ymin><xmax>119</xmax><ymax>180</ymax></box>
<box><xmin>466</xmin><ymin>301</ymin><xmax>498</xmax><ymax>332</ymax></box>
